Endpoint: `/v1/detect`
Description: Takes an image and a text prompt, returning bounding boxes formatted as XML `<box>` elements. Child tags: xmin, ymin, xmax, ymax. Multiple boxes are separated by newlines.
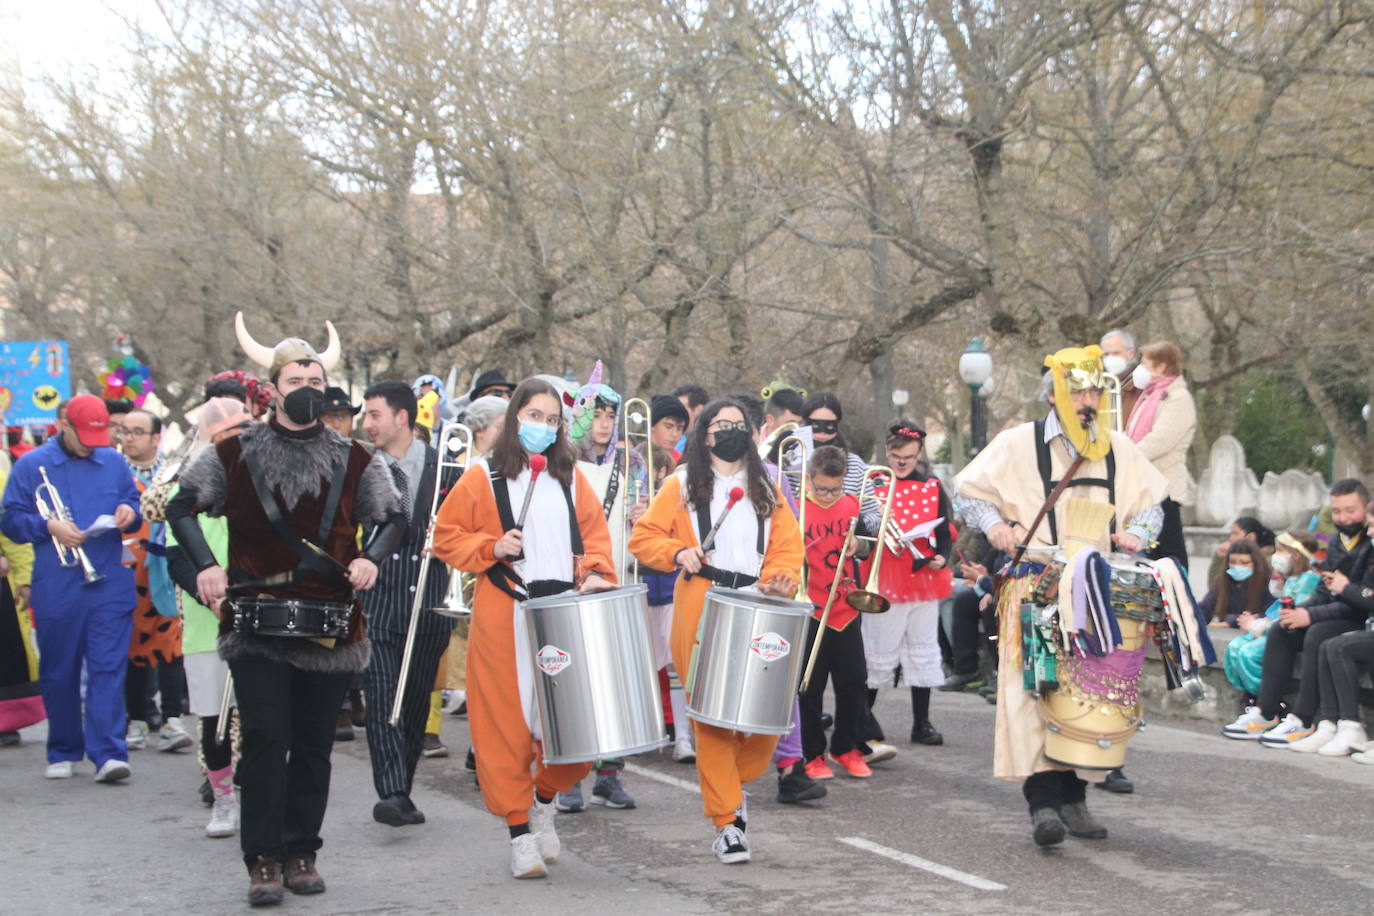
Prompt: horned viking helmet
<box><xmin>234</xmin><ymin>311</ymin><xmax>342</xmax><ymax>376</ymax></box>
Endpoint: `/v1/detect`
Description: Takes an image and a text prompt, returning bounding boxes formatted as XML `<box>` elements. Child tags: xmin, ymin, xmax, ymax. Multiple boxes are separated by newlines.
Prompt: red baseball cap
<box><xmin>66</xmin><ymin>394</ymin><xmax>112</xmax><ymax>447</ymax></box>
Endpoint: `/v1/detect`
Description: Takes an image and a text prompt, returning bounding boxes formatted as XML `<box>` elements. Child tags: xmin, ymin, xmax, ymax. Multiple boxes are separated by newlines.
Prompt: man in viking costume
<box><xmin>167</xmin><ymin>312</ymin><xmax>404</xmax><ymax>906</ymax></box>
<box><xmin>954</xmin><ymin>346</ymin><xmax>1168</xmax><ymax>848</ymax></box>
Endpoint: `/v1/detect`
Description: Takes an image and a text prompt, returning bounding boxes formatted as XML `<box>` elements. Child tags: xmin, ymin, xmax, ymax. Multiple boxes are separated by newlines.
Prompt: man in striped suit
<box><xmin>360</xmin><ymin>380</ymin><xmax>458</xmax><ymax>827</ymax></box>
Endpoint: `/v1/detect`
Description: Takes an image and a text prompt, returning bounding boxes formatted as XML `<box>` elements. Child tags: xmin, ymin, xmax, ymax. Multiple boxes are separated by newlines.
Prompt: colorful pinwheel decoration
<box><xmin>99</xmin><ymin>355</ymin><xmax>156</xmax><ymax>407</ymax></box>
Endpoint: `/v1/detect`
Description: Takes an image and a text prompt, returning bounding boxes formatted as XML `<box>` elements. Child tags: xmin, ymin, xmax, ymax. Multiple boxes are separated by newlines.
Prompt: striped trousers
<box><xmin>362</xmin><ymin>627</ymin><xmax>452</xmax><ymax>799</ymax></box>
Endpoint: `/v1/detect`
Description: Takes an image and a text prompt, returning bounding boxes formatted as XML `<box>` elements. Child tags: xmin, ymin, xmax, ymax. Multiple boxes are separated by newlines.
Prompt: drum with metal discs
<box><xmin>230</xmin><ymin>597</ymin><xmax>353</xmax><ymax>639</ymax></box>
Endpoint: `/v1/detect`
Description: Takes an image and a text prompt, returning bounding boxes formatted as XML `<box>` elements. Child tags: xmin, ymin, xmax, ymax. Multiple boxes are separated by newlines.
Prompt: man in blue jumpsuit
<box><xmin>1</xmin><ymin>394</ymin><xmax>141</xmax><ymax>782</ymax></box>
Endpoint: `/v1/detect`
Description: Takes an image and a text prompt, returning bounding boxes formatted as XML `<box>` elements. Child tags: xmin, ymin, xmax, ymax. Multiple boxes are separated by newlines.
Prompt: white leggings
<box><xmin>861</xmin><ymin>599</ymin><xmax>943</xmax><ymax>688</ymax></box>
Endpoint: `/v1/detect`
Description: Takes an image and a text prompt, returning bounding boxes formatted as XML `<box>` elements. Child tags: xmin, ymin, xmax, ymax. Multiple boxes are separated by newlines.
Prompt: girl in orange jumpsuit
<box><xmin>432</xmin><ymin>378</ymin><xmax>616</xmax><ymax>879</ymax></box>
<box><xmin>628</xmin><ymin>397</ymin><xmax>802</xmax><ymax>865</ymax></box>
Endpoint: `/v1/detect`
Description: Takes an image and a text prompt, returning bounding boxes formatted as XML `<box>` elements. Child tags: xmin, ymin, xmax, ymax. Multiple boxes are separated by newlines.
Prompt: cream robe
<box><xmin>954</xmin><ymin>420</ymin><xmax>1169</xmax><ymax>782</ymax></box>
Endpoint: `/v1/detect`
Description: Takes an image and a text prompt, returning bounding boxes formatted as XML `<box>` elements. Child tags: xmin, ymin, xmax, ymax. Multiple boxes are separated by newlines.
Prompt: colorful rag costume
<box><xmin>0</xmin><ymin>468</ymin><xmax>41</xmax><ymax>733</ymax></box>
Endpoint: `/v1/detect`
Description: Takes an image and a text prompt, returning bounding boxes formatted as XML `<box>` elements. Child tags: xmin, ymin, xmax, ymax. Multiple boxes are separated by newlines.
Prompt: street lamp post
<box><xmin>958</xmin><ymin>338</ymin><xmax>994</xmax><ymax>456</ymax></box>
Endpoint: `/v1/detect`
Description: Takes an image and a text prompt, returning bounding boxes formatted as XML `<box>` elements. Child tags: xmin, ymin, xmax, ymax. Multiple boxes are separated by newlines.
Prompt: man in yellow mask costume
<box><xmin>954</xmin><ymin>345</ymin><xmax>1168</xmax><ymax>847</ymax></box>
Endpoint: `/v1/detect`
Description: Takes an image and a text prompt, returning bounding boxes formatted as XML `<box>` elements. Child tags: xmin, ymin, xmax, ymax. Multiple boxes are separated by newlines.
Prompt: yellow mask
<box><xmin>1044</xmin><ymin>346</ymin><xmax>1112</xmax><ymax>462</ymax></box>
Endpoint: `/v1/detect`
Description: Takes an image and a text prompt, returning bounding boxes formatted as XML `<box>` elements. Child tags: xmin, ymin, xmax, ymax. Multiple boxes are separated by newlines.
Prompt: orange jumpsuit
<box><xmin>628</xmin><ymin>474</ymin><xmax>803</xmax><ymax>827</ymax></box>
<box><xmin>431</xmin><ymin>460</ymin><xmax>616</xmax><ymax>827</ymax></box>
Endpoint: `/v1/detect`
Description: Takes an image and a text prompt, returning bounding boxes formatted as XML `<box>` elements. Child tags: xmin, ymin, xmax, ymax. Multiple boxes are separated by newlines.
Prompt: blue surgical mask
<box><xmin>1226</xmin><ymin>566</ymin><xmax>1254</xmax><ymax>582</ymax></box>
<box><xmin>518</xmin><ymin>419</ymin><xmax>558</xmax><ymax>455</ymax></box>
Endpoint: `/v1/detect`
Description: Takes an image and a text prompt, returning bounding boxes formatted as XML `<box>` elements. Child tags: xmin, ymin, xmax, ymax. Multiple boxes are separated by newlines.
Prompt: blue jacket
<box><xmin>1</xmin><ymin>438</ymin><xmax>142</xmax><ymax>613</ymax></box>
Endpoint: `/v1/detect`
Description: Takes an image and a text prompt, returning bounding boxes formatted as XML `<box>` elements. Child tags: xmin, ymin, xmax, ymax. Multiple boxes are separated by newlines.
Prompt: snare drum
<box><xmin>686</xmin><ymin>588</ymin><xmax>810</xmax><ymax>735</ymax></box>
<box><xmin>521</xmin><ymin>585</ymin><xmax>667</xmax><ymax>765</ymax></box>
<box><xmin>231</xmin><ymin>596</ymin><xmax>353</xmax><ymax>639</ymax></box>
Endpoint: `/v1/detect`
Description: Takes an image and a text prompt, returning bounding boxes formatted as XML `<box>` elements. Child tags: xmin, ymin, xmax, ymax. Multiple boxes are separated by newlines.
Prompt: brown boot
<box><xmin>284</xmin><ymin>853</ymin><xmax>326</xmax><ymax>895</ymax></box>
<box><xmin>248</xmin><ymin>856</ymin><xmax>284</xmax><ymax>907</ymax></box>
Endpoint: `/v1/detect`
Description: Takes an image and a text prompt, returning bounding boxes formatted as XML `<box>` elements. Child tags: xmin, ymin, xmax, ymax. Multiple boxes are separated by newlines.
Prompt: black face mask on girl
<box><xmin>281</xmin><ymin>387</ymin><xmax>326</xmax><ymax>425</ymax></box>
<box><xmin>709</xmin><ymin>428</ymin><xmax>751</xmax><ymax>462</ymax></box>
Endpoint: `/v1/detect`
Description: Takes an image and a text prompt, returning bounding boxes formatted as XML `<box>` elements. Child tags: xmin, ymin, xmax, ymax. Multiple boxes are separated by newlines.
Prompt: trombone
<box><xmin>1101</xmin><ymin>372</ymin><xmax>1124</xmax><ymax>433</ymax></box>
<box><xmin>621</xmin><ymin>396</ymin><xmax>654</xmax><ymax>582</ymax></box>
<box><xmin>773</xmin><ymin>431</ymin><xmax>809</xmax><ymax>601</ymax></box>
<box><xmin>800</xmin><ymin>516</ymin><xmax>859</xmax><ymax>693</ymax></box>
<box><xmin>389</xmin><ymin>421</ymin><xmax>473</xmax><ymax>727</ymax></box>
<box><xmin>759</xmin><ymin>420</ymin><xmax>799</xmax><ymax>461</ymax></box>
<box><xmin>846</xmin><ymin>465</ymin><xmax>898</xmax><ymax>614</ymax></box>
<box><xmin>35</xmin><ymin>466</ymin><xmax>103</xmax><ymax>586</ymax></box>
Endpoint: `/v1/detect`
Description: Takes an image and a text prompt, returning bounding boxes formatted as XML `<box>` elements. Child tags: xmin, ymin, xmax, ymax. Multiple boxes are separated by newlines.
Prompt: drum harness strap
<box><xmin>235</xmin><ymin>439</ymin><xmax>353</xmax><ymax>592</ymax></box>
<box><xmin>600</xmin><ymin>447</ymin><xmax>623</xmax><ymax>520</ymax></box>
<box><xmin>694</xmin><ymin>499</ymin><xmax>766</xmax><ymax>590</ymax></box>
<box><xmin>1033</xmin><ymin>418</ymin><xmax>1116</xmax><ymax>545</ymax></box>
<box><xmin>488</xmin><ymin>473</ymin><xmax>583</xmax><ymax>601</ymax></box>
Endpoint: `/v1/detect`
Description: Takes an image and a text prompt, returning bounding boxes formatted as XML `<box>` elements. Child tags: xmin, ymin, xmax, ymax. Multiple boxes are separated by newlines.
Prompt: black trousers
<box><xmin>1022</xmin><ymin>770</ymin><xmax>1087</xmax><ymax>814</ymax></box>
<box><xmin>946</xmin><ymin>586</ymin><xmax>992</xmax><ymax>676</ymax></box>
<box><xmin>230</xmin><ymin>655</ymin><xmax>352</xmax><ymax>870</ymax></box>
<box><xmin>362</xmin><ymin>629</ymin><xmax>450</xmax><ymax>799</ymax></box>
<box><xmin>1148</xmin><ymin>497</ymin><xmax>1188</xmax><ymax>568</ymax></box>
<box><xmin>799</xmin><ymin>618</ymin><xmax>868</xmax><ymax>761</ymax></box>
<box><xmin>125</xmin><ymin>656</ymin><xmax>186</xmax><ymax>723</ymax></box>
<box><xmin>1318</xmin><ymin>629</ymin><xmax>1374</xmax><ymax>722</ymax></box>
<box><xmin>1258</xmin><ymin>618</ymin><xmax>1362</xmax><ymax>723</ymax></box>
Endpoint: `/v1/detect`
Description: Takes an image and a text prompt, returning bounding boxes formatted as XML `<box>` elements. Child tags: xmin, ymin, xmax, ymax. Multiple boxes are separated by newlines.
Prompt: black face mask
<box><xmin>1336</xmin><ymin>520</ymin><xmax>1367</xmax><ymax>537</ymax></box>
<box><xmin>281</xmin><ymin>387</ymin><xmax>326</xmax><ymax>425</ymax></box>
<box><xmin>709</xmin><ymin>428</ymin><xmax>751</xmax><ymax>462</ymax></box>
<box><xmin>807</xmin><ymin>419</ymin><xmax>839</xmax><ymax>435</ymax></box>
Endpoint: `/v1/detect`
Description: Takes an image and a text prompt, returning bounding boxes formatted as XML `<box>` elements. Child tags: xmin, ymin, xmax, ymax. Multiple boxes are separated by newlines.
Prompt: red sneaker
<box><xmin>804</xmin><ymin>756</ymin><xmax>834</xmax><ymax>780</ymax></box>
<box><xmin>830</xmin><ymin>750</ymin><xmax>872</xmax><ymax>778</ymax></box>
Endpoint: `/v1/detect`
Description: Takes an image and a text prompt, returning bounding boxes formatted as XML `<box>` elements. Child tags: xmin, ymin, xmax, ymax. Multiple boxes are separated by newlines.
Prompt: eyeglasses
<box><xmin>709</xmin><ymin>421</ymin><xmax>749</xmax><ymax>433</ymax></box>
<box><xmin>806</xmin><ymin>419</ymin><xmax>839</xmax><ymax>434</ymax></box>
<box><xmin>121</xmin><ymin>428</ymin><xmax>154</xmax><ymax>438</ymax></box>
<box><xmin>810</xmin><ymin>484</ymin><xmax>843</xmax><ymax>498</ymax></box>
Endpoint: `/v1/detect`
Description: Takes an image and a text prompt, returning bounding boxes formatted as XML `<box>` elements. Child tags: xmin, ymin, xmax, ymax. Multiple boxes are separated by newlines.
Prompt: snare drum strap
<box><xmin>242</xmin><ymin>439</ymin><xmax>352</xmax><ymax>586</ymax></box>
<box><xmin>488</xmin><ymin>474</ymin><xmax>583</xmax><ymax>601</ymax></box>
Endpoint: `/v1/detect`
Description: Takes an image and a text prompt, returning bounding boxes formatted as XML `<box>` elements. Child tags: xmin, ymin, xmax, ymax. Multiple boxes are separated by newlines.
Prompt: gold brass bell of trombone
<box><xmin>846</xmin><ymin>465</ymin><xmax>898</xmax><ymax>615</ymax></box>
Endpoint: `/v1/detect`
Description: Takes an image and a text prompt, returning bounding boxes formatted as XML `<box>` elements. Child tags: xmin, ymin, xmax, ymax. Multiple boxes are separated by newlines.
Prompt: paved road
<box><xmin>6</xmin><ymin>687</ymin><xmax>1374</xmax><ymax>914</ymax></box>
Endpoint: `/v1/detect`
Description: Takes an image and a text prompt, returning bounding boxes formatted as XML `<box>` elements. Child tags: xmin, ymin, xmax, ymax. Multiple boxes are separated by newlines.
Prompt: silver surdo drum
<box><xmin>231</xmin><ymin>596</ymin><xmax>352</xmax><ymax>639</ymax></box>
<box><xmin>521</xmin><ymin>584</ymin><xmax>667</xmax><ymax>765</ymax></box>
<box><xmin>687</xmin><ymin>588</ymin><xmax>810</xmax><ymax>735</ymax></box>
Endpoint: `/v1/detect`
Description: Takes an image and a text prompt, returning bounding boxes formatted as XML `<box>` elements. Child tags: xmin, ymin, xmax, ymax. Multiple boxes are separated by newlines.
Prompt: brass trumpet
<box><xmin>390</xmin><ymin>421</ymin><xmax>473</xmax><ymax>727</ymax></box>
<box><xmin>846</xmin><ymin>465</ymin><xmax>898</xmax><ymax>614</ymax></box>
<box><xmin>35</xmin><ymin>466</ymin><xmax>103</xmax><ymax>586</ymax></box>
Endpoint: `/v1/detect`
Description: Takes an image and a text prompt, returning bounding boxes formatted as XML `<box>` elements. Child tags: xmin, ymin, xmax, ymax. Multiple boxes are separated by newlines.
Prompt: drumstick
<box><xmin>215</xmin><ymin>671</ymin><xmax>234</xmax><ymax>744</ymax></box>
<box><xmin>684</xmin><ymin>486</ymin><xmax>745</xmax><ymax>581</ymax></box>
<box><xmin>515</xmin><ymin>454</ymin><xmax>547</xmax><ymax>530</ymax></box>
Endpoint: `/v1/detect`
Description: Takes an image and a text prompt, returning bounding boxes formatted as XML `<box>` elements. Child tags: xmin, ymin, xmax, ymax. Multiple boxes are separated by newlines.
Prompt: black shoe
<box><xmin>1031</xmin><ymin>808</ymin><xmax>1067</xmax><ymax>847</ymax></box>
<box><xmin>199</xmin><ymin>777</ymin><xmax>214</xmax><ymax>807</ymax></box>
<box><xmin>776</xmin><ymin>766</ymin><xmax>827</xmax><ymax>804</ymax></box>
<box><xmin>819</xmin><ymin>712</ymin><xmax>834</xmax><ymax>730</ymax></box>
<box><xmin>349</xmin><ymin>689</ymin><xmax>367</xmax><ymax>728</ymax></box>
<box><xmin>1096</xmin><ymin>768</ymin><xmax>1133</xmax><ymax>794</ymax></box>
<box><xmin>938</xmin><ymin>672</ymin><xmax>981</xmax><ymax>692</ymax></box>
<box><xmin>910</xmin><ymin>720</ymin><xmax>943</xmax><ymax>745</ymax></box>
<box><xmin>373</xmin><ymin>793</ymin><xmax>425</xmax><ymax>827</ymax></box>
<box><xmin>0</xmin><ymin>730</ymin><xmax>20</xmax><ymax>747</ymax></box>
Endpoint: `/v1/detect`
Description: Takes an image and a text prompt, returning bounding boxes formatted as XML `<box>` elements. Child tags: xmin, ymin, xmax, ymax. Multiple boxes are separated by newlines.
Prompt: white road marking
<box><xmin>623</xmin><ymin>762</ymin><xmax>702</xmax><ymax>795</ymax></box>
<box><xmin>837</xmin><ymin>836</ymin><xmax>1007</xmax><ymax>891</ymax></box>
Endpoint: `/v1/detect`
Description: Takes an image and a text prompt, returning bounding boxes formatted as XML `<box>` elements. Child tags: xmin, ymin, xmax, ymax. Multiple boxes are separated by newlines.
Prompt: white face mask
<box><xmin>1102</xmin><ymin>355</ymin><xmax>1129</xmax><ymax>377</ymax></box>
<box><xmin>1131</xmin><ymin>364</ymin><xmax>1152</xmax><ymax>390</ymax></box>
<box><xmin>1272</xmin><ymin>553</ymin><xmax>1292</xmax><ymax>576</ymax></box>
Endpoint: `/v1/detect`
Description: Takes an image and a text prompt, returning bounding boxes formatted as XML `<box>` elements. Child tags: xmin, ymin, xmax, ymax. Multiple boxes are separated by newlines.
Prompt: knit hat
<box><xmin>651</xmin><ymin>394</ymin><xmax>689</xmax><ymax>427</ymax></box>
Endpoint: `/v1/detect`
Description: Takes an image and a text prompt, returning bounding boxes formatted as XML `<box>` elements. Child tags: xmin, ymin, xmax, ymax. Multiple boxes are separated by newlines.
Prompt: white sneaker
<box><xmin>712</xmin><ymin>824</ymin><xmax>751</xmax><ymax>864</ymax></box>
<box><xmin>1351</xmin><ymin>749</ymin><xmax>1374</xmax><ymax>765</ymax></box>
<box><xmin>126</xmin><ymin>720</ymin><xmax>149</xmax><ymax>751</ymax></box>
<box><xmin>158</xmin><ymin>717</ymin><xmax>193</xmax><ymax>753</ymax></box>
<box><xmin>673</xmin><ymin>733</ymin><xmax>696</xmax><ymax>763</ymax></box>
<box><xmin>1221</xmin><ymin>707</ymin><xmax>1279</xmax><ymax>740</ymax></box>
<box><xmin>94</xmin><ymin>759</ymin><xmax>131</xmax><ymax>783</ymax></box>
<box><xmin>528</xmin><ymin>800</ymin><xmax>560</xmax><ymax>863</ymax></box>
<box><xmin>45</xmin><ymin>761</ymin><xmax>74</xmax><ymax>779</ymax></box>
<box><xmin>509</xmin><ymin>833</ymin><xmax>548</xmax><ymax>879</ymax></box>
<box><xmin>206</xmin><ymin>793</ymin><xmax>239</xmax><ymax>838</ymax></box>
<box><xmin>863</xmin><ymin>742</ymin><xmax>898</xmax><ymax>763</ymax></box>
<box><xmin>1258</xmin><ymin>714</ymin><xmax>1313</xmax><ymax>748</ymax></box>
<box><xmin>1317</xmin><ymin>720</ymin><xmax>1369</xmax><ymax>757</ymax></box>
<box><xmin>1288</xmin><ymin>720</ymin><xmax>1336</xmax><ymax>753</ymax></box>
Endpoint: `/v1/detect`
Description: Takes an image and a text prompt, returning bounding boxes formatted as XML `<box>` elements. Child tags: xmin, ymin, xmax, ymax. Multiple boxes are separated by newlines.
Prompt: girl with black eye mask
<box><xmin>799</xmin><ymin>392</ymin><xmax>867</xmax><ymax>498</ymax></box>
